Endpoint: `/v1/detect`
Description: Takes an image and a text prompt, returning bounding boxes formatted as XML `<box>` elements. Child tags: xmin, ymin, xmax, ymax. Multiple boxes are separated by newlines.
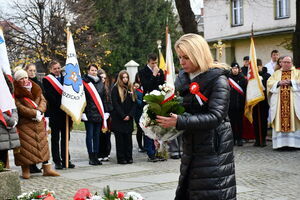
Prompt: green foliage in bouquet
<box><xmin>0</xmin><ymin>161</ymin><xmax>4</xmax><ymax>172</ymax></box>
<box><xmin>102</xmin><ymin>186</ymin><xmax>133</xmax><ymax>200</ymax></box>
<box><xmin>144</xmin><ymin>94</ymin><xmax>185</xmax><ymax>121</ymax></box>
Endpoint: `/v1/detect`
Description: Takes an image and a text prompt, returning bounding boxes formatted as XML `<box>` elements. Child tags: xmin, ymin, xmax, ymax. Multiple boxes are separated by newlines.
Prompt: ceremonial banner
<box><xmin>164</xmin><ymin>28</ymin><xmax>176</xmax><ymax>102</ymax></box>
<box><xmin>60</xmin><ymin>29</ymin><xmax>86</xmax><ymax>124</ymax></box>
<box><xmin>0</xmin><ymin>26</ymin><xmax>12</xmax><ymax>76</ymax></box>
<box><xmin>0</xmin><ymin>67</ymin><xmax>16</xmax><ymax>126</ymax></box>
<box><xmin>0</xmin><ymin>67</ymin><xmax>15</xmax><ymax>112</ymax></box>
<box><xmin>244</xmin><ymin>37</ymin><xmax>265</xmax><ymax>123</ymax></box>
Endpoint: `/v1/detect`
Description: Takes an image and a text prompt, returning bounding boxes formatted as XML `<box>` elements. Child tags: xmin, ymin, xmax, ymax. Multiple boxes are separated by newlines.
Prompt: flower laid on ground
<box><xmin>73</xmin><ymin>186</ymin><xmax>144</xmax><ymax>200</ymax></box>
<box><xmin>139</xmin><ymin>84</ymin><xmax>185</xmax><ymax>142</ymax></box>
<box><xmin>15</xmin><ymin>189</ymin><xmax>56</xmax><ymax>200</ymax></box>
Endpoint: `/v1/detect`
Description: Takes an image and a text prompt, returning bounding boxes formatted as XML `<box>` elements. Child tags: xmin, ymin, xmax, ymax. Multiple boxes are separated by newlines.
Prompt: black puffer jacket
<box><xmin>82</xmin><ymin>74</ymin><xmax>107</xmax><ymax>123</ymax></box>
<box><xmin>174</xmin><ymin>68</ymin><xmax>236</xmax><ymax>200</ymax></box>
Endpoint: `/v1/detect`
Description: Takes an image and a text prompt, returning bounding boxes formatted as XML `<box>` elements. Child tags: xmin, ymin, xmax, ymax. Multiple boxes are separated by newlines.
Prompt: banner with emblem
<box><xmin>60</xmin><ymin>27</ymin><xmax>86</xmax><ymax>124</ymax></box>
<box><xmin>244</xmin><ymin>37</ymin><xmax>265</xmax><ymax>123</ymax></box>
<box><xmin>0</xmin><ymin>26</ymin><xmax>12</xmax><ymax>76</ymax></box>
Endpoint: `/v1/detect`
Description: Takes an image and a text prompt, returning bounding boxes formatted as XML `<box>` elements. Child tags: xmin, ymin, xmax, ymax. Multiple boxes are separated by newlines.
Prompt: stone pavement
<box><xmin>7</xmin><ymin>131</ymin><xmax>300</xmax><ymax>200</ymax></box>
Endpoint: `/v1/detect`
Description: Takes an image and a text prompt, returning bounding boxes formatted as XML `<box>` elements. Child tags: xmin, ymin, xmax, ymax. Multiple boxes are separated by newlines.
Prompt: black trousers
<box><xmin>98</xmin><ymin>131</ymin><xmax>111</xmax><ymax>158</ymax></box>
<box><xmin>114</xmin><ymin>131</ymin><xmax>133</xmax><ymax>162</ymax></box>
<box><xmin>0</xmin><ymin>150</ymin><xmax>8</xmax><ymax>166</ymax></box>
<box><xmin>50</xmin><ymin>119</ymin><xmax>71</xmax><ymax>164</ymax></box>
<box><xmin>228</xmin><ymin>110</ymin><xmax>243</xmax><ymax>141</ymax></box>
<box><xmin>253</xmin><ymin>103</ymin><xmax>269</xmax><ymax>145</ymax></box>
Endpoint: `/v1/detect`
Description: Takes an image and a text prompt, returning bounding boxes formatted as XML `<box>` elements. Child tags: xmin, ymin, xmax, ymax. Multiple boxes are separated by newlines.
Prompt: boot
<box><xmin>42</xmin><ymin>163</ymin><xmax>60</xmax><ymax>176</ymax></box>
<box><xmin>89</xmin><ymin>153</ymin><xmax>98</xmax><ymax>165</ymax></box>
<box><xmin>21</xmin><ymin>165</ymin><xmax>30</xmax><ymax>179</ymax></box>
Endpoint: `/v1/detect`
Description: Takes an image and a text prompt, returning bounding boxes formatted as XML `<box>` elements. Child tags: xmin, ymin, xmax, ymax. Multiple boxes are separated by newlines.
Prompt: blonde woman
<box><xmin>111</xmin><ymin>70</ymin><xmax>136</xmax><ymax>164</ymax></box>
<box><xmin>156</xmin><ymin>34</ymin><xmax>236</xmax><ymax>200</ymax></box>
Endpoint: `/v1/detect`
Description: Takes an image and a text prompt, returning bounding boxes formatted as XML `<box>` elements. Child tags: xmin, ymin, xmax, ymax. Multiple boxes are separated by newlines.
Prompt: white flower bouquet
<box><xmin>16</xmin><ymin>189</ymin><xmax>56</xmax><ymax>200</ymax></box>
<box><xmin>139</xmin><ymin>84</ymin><xmax>185</xmax><ymax>142</ymax></box>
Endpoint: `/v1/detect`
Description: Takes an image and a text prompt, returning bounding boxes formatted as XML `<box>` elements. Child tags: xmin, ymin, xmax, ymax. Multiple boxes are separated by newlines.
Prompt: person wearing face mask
<box><xmin>228</xmin><ymin>62</ymin><xmax>247</xmax><ymax>146</ymax></box>
<box><xmin>13</xmin><ymin>68</ymin><xmax>59</xmax><ymax>179</ymax></box>
<box><xmin>81</xmin><ymin>64</ymin><xmax>107</xmax><ymax>165</ymax></box>
<box><xmin>111</xmin><ymin>70</ymin><xmax>136</xmax><ymax>164</ymax></box>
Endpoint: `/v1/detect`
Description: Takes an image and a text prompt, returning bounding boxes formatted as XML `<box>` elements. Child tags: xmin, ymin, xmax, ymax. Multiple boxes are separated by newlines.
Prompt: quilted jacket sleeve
<box><xmin>176</xmin><ymin>75</ymin><xmax>230</xmax><ymax>130</ymax></box>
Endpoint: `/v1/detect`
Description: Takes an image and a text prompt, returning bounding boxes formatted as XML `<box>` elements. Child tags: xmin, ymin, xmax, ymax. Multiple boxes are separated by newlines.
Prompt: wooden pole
<box><xmin>65</xmin><ymin>22</ymin><xmax>71</xmax><ymax>169</ymax></box>
<box><xmin>65</xmin><ymin>115</ymin><xmax>69</xmax><ymax>168</ymax></box>
<box><xmin>257</xmin><ymin>104</ymin><xmax>263</xmax><ymax>146</ymax></box>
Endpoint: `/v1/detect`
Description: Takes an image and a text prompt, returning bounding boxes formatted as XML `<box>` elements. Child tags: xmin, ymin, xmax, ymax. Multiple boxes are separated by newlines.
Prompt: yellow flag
<box><xmin>244</xmin><ymin>37</ymin><xmax>265</xmax><ymax>123</ymax></box>
<box><xmin>159</xmin><ymin>50</ymin><xmax>166</xmax><ymax>71</ymax></box>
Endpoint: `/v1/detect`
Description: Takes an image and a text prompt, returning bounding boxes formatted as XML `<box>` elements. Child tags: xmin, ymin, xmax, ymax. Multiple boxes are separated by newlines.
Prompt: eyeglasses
<box><xmin>282</xmin><ymin>61</ymin><xmax>292</xmax><ymax>64</ymax></box>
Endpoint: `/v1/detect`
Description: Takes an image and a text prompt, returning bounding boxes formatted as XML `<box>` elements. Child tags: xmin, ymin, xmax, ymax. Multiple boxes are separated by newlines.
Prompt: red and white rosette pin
<box><xmin>189</xmin><ymin>82</ymin><xmax>208</xmax><ymax>106</ymax></box>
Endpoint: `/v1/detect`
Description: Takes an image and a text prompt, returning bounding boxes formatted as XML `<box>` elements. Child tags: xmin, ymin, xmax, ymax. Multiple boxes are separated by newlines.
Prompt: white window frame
<box><xmin>276</xmin><ymin>0</ymin><xmax>290</xmax><ymax>19</ymax></box>
<box><xmin>231</xmin><ymin>0</ymin><xmax>243</xmax><ymax>26</ymax></box>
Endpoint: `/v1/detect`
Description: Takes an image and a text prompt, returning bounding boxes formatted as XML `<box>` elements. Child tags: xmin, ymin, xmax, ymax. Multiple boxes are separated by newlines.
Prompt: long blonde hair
<box><xmin>175</xmin><ymin>33</ymin><xmax>228</xmax><ymax>72</ymax></box>
<box><xmin>115</xmin><ymin>70</ymin><xmax>136</xmax><ymax>102</ymax></box>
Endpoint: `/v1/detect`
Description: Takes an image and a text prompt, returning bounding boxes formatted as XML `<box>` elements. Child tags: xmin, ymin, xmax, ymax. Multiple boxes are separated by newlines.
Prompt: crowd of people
<box><xmin>0</xmin><ymin>33</ymin><xmax>299</xmax><ymax>200</ymax></box>
<box><xmin>227</xmin><ymin>50</ymin><xmax>300</xmax><ymax>149</ymax></box>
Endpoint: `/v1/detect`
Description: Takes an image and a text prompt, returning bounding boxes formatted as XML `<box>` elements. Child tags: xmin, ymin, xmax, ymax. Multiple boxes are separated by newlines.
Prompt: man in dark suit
<box><xmin>139</xmin><ymin>53</ymin><xmax>165</xmax><ymax>162</ymax></box>
<box><xmin>42</xmin><ymin>60</ymin><xmax>75</xmax><ymax>169</ymax></box>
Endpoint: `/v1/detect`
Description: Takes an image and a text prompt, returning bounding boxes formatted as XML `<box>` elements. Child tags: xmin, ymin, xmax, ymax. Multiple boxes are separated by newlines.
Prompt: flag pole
<box><xmin>65</xmin><ymin>21</ymin><xmax>71</xmax><ymax>169</ymax></box>
<box><xmin>251</xmin><ymin>24</ymin><xmax>263</xmax><ymax>145</ymax></box>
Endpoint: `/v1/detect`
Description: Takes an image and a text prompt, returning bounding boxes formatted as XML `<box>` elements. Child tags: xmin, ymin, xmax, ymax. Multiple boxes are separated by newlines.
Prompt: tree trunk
<box><xmin>175</xmin><ymin>0</ymin><xmax>198</xmax><ymax>34</ymax></box>
<box><xmin>293</xmin><ymin>0</ymin><xmax>300</xmax><ymax>68</ymax></box>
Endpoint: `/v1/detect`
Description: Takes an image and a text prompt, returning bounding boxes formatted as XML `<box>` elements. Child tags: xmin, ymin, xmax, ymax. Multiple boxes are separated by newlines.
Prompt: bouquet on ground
<box><xmin>73</xmin><ymin>186</ymin><xmax>144</xmax><ymax>200</ymax></box>
<box><xmin>139</xmin><ymin>84</ymin><xmax>185</xmax><ymax>142</ymax></box>
<box><xmin>16</xmin><ymin>189</ymin><xmax>56</xmax><ymax>200</ymax></box>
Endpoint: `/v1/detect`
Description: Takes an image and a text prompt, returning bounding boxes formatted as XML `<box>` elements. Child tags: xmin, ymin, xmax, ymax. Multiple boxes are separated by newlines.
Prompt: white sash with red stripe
<box><xmin>83</xmin><ymin>81</ymin><xmax>107</xmax><ymax>131</ymax></box>
<box><xmin>23</xmin><ymin>97</ymin><xmax>48</xmax><ymax>131</ymax></box>
<box><xmin>228</xmin><ymin>78</ymin><xmax>244</xmax><ymax>96</ymax></box>
<box><xmin>44</xmin><ymin>74</ymin><xmax>63</xmax><ymax>95</ymax></box>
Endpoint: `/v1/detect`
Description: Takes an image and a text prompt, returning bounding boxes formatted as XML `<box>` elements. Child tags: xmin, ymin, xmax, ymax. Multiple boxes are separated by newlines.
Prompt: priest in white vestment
<box><xmin>267</xmin><ymin>56</ymin><xmax>300</xmax><ymax>149</ymax></box>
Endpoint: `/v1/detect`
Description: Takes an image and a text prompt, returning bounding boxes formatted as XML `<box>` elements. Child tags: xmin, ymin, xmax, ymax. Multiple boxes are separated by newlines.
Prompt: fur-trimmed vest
<box><xmin>13</xmin><ymin>80</ymin><xmax>50</xmax><ymax>166</ymax></box>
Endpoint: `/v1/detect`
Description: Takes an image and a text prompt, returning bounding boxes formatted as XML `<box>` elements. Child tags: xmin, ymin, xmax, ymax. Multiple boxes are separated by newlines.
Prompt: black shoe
<box><xmin>147</xmin><ymin>156</ymin><xmax>158</xmax><ymax>162</ymax></box>
<box><xmin>170</xmin><ymin>155</ymin><xmax>180</xmax><ymax>159</ymax></box>
<box><xmin>63</xmin><ymin>162</ymin><xmax>75</xmax><ymax>168</ymax></box>
<box><xmin>89</xmin><ymin>159</ymin><xmax>98</xmax><ymax>165</ymax></box>
<box><xmin>117</xmin><ymin>160</ymin><xmax>127</xmax><ymax>164</ymax></box>
<box><xmin>138</xmin><ymin>148</ymin><xmax>146</xmax><ymax>153</ymax></box>
<box><xmin>156</xmin><ymin>156</ymin><xmax>167</xmax><ymax>161</ymax></box>
<box><xmin>237</xmin><ymin>140</ymin><xmax>243</xmax><ymax>146</ymax></box>
<box><xmin>253</xmin><ymin>142</ymin><xmax>260</xmax><ymax>147</ymax></box>
<box><xmin>127</xmin><ymin>159</ymin><xmax>133</xmax><ymax>164</ymax></box>
<box><xmin>30</xmin><ymin>164</ymin><xmax>42</xmax><ymax>173</ymax></box>
<box><xmin>55</xmin><ymin>163</ymin><xmax>63</xmax><ymax>170</ymax></box>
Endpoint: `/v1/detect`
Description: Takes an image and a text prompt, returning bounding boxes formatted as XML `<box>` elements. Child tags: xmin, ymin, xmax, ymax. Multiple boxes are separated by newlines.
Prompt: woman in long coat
<box><xmin>111</xmin><ymin>70</ymin><xmax>136</xmax><ymax>164</ymax></box>
<box><xmin>13</xmin><ymin>69</ymin><xmax>59</xmax><ymax>179</ymax></box>
<box><xmin>156</xmin><ymin>34</ymin><xmax>236</xmax><ymax>200</ymax></box>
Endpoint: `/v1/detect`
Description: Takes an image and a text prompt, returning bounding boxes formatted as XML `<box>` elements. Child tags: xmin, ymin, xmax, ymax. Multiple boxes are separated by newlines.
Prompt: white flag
<box><xmin>0</xmin><ymin>27</ymin><xmax>12</xmax><ymax>75</ymax></box>
<box><xmin>0</xmin><ymin>67</ymin><xmax>16</xmax><ymax>112</ymax></box>
<box><xmin>60</xmin><ymin>29</ymin><xmax>86</xmax><ymax>124</ymax></box>
<box><xmin>164</xmin><ymin>32</ymin><xmax>176</xmax><ymax>102</ymax></box>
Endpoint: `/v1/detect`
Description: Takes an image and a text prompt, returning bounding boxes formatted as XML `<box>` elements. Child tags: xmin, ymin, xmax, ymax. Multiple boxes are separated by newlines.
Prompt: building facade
<box><xmin>203</xmin><ymin>0</ymin><xmax>295</xmax><ymax>66</ymax></box>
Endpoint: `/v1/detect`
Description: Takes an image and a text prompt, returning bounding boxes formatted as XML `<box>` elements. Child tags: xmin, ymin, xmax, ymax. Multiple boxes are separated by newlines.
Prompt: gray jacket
<box><xmin>0</xmin><ymin>109</ymin><xmax>20</xmax><ymax>150</ymax></box>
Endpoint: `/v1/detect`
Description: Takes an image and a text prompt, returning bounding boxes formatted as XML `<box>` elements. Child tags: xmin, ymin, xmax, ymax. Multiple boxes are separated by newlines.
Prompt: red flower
<box><xmin>117</xmin><ymin>192</ymin><xmax>125</xmax><ymax>199</ymax></box>
<box><xmin>73</xmin><ymin>188</ymin><xmax>92</xmax><ymax>200</ymax></box>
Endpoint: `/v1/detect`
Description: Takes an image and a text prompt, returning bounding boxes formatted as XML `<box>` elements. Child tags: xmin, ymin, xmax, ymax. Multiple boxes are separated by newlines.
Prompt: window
<box><xmin>276</xmin><ymin>0</ymin><xmax>290</xmax><ymax>19</ymax></box>
<box><xmin>231</xmin><ymin>0</ymin><xmax>243</xmax><ymax>26</ymax></box>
